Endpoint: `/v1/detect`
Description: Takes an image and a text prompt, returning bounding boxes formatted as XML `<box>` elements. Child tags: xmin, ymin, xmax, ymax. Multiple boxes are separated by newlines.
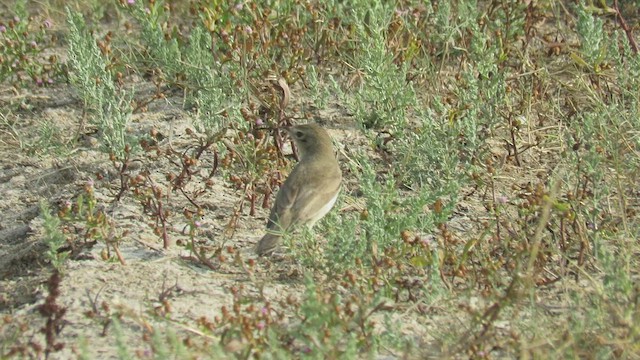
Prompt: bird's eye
<box><xmin>295</xmin><ymin>131</ymin><xmax>304</xmax><ymax>138</ymax></box>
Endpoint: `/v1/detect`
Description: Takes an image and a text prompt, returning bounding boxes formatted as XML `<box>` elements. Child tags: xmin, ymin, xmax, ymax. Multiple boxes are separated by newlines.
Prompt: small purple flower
<box><xmin>43</xmin><ymin>19</ymin><xmax>52</xmax><ymax>28</ymax></box>
<box><xmin>13</xmin><ymin>16</ymin><xmax>20</xmax><ymax>23</ymax></box>
<box><xmin>256</xmin><ymin>321</ymin><xmax>265</xmax><ymax>330</ymax></box>
<box><xmin>234</xmin><ymin>2</ymin><xmax>243</xmax><ymax>11</ymax></box>
<box><xmin>35</xmin><ymin>77</ymin><xmax>43</xmax><ymax>86</ymax></box>
<box><xmin>47</xmin><ymin>78</ymin><xmax>54</xmax><ymax>84</ymax></box>
<box><xmin>0</xmin><ymin>25</ymin><xmax>6</xmax><ymax>33</ymax></box>
<box><xmin>261</xmin><ymin>307</ymin><xmax>268</xmax><ymax>315</ymax></box>
<box><xmin>255</xmin><ymin>118</ymin><xmax>264</xmax><ymax>126</ymax></box>
<box><xmin>497</xmin><ymin>195</ymin><xmax>508</xmax><ymax>204</ymax></box>
<box><xmin>244</xmin><ymin>26</ymin><xmax>252</xmax><ymax>35</ymax></box>
<box><xmin>194</xmin><ymin>221</ymin><xmax>202</xmax><ymax>228</ymax></box>
<box><xmin>30</xmin><ymin>41</ymin><xmax>37</xmax><ymax>48</ymax></box>
<box><xmin>144</xmin><ymin>7</ymin><xmax>151</xmax><ymax>14</ymax></box>
<box><xmin>127</xmin><ymin>0</ymin><xmax>135</xmax><ymax>4</ymax></box>
<box><xmin>86</xmin><ymin>178</ymin><xmax>95</xmax><ymax>188</ymax></box>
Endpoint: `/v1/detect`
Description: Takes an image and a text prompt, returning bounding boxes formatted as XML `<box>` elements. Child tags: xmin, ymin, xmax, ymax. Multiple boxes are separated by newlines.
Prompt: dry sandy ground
<box><xmin>0</xmin><ymin>62</ymin><xmax>602</xmax><ymax>360</ymax></box>
<box><xmin>1</xmin><ymin>82</ymin><xmax>441</xmax><ymax>358</ymax></box>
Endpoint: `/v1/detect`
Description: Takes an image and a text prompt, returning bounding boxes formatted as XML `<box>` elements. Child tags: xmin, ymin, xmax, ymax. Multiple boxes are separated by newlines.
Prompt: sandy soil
<box><xmin>0</xmin><ymin>79</ymin><xmax>438</xmax><ymax>358</ymax></box>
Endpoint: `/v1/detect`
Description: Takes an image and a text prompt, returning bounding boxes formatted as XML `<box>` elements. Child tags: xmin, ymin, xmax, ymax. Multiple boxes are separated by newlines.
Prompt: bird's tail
<box><xmin>256</xmin><ymin>233</ymin><xmax>280</xmax><ymax>256</ymax></box>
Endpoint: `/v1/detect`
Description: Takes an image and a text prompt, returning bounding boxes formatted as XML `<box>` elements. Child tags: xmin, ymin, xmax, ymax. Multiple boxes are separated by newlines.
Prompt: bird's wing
<box><xmin>290</xmin><ymin>178</ymin><xmax>340</xmax><ymax>225</ymax></box>
<box><xmin>266</xmin><ymin>166</ymin><xmax>302</xmax><ymax>232</ymax></box>
<box><xmin>267</xmin><ymin>164</ymin><xmax>340</xmax><ymax>231</ymax></box>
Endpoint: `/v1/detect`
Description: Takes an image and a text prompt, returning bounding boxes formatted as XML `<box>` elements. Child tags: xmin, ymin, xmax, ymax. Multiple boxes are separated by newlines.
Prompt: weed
<box><xmin>38</xmin><ymin>271</ymin><xmax>67</xmax><ymax>357</ymax></box>
<box><xmin>0</xmin><ymin>271</ymin><xmax>67</xmax><ymax>358</ymax></box>
<box><xmin>207</xmin><ymin>273</ymin><xmax>397</xmax><ymax>358</ymax></box>
<box><xmin>55</xmin><ymin>179</ymin><xmax>126</xmax><ymax>264</ymax></box>
<box><xmin>39</xmin><ymin>201</ymin><xmax>70</xmax><ymax>271</ymax></box>
<box><xmin>0</xmin><ymin>0</ymin><xmax>64</xmax><ymax>89</ymax></box>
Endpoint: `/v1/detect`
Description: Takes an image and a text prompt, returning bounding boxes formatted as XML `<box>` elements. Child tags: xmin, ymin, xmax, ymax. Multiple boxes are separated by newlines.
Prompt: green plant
<box><xmin>0</xmin><ymin>0</ymin><xmax>64</xmax><ymax>88</ymax></box>
<box><xmin>55</xmin><ymin>179</ymin><xmax>126</xmax><ymax>264</ymax></box>
<box><xmin>183</xmin><ymin>25</ymin><xmax>239</xmax><ymax>136</ymax></box>
<box><xmin>344</xmin><ymin>2</ymin><xmax>416</xmax><ymax>130</ymax></box>
<box><xmin>576</xmin><ymin>3</ymin><xmax>607</xmax><ymax>68</ymax></box>
<box><xmin>66</xmin><ymin>8</ymin><xmax>135</xmax><ymax>159</ymax></box>
<box><xmin>123</xmin><ymin>0</ymin><xmax>182</xmax><ymax>82</ymax></box>
<box><xmin>40</xmin><ymin>201</ymin><xmax>70</xmax><ymax>270</ymax></box>
<box><xmin>208</xmin><ymin>273</ymin><xmax>397</xmax><ymax>358</ymax></box>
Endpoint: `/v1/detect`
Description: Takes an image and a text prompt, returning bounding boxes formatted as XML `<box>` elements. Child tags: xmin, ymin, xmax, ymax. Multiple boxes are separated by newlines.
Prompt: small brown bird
<box><xmin>256</xmin><ymin>123</ymin><xmax>342</xmax><ymax>256</ymax></box>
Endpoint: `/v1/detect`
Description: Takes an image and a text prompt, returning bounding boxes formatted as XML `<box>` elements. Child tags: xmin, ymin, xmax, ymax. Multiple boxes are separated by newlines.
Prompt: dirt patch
<box><xmin>0</xmin><ymin>80</ymin><xmax>382</xmax><ymax>358</ymax></box>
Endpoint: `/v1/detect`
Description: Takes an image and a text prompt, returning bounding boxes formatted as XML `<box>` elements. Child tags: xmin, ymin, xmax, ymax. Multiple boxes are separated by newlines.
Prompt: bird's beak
<box><xmin>282</xmin><ymin>126</ymin><xmax>294</xmax><ymax>138</ymax></box>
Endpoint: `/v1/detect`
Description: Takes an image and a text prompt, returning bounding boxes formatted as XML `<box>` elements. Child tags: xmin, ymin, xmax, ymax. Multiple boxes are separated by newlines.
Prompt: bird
<box><xmin>256</xmin><ymin>123</ymin><xmax>342</xmax><ymax>256</ymax></box>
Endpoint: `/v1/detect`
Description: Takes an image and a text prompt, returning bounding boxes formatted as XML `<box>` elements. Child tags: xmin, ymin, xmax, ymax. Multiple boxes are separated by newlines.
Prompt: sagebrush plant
<box><xmin>305</xmin><ymin>65</ymin><xmax>333</xmax><ymax>110</ymax></box>
<box><xmin>183</xmin><ymin>25</ymin><xmax>240</xmax><ymax>136</ymax></box>
<box><xmin>112</xmin><ymin>318</ymin><xmax>132</xmax><ymax>359</ymax></box>
<box><xmin>576</xmin><ymin>3</ymin><xmax>607</xmax><ymax>68</ymax></box>
<box><xmin>344</xmin><ymin>1</ymin><xmax>416</xmax><ymax>131</ymax></box>
<box><xmin>392</xmin><ymin>107</ymin><xmax>465</xmax><ymax>199</ymax></box>
<box><xmin>123</xmin><ymin>0</ymin><xmax>182</xmax><ymax>82</ymax></box>
<box><xmin>66</xmin><ymin>8</ymin><xmax>135</xmax><ymax>159</ymax></box>
<box><xmin>31</xmin><ymin>116</ymin><xmax>70</xmax><ymax>155</ymax></box>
